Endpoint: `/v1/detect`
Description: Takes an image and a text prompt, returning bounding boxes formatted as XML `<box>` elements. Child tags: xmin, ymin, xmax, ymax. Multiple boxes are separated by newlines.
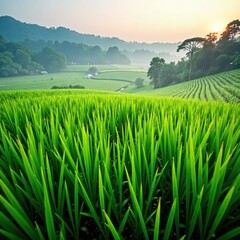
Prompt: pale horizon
<box><xmin>0</xmin><ymin>0</ymin><xmax>239</xmax><ymax>43</ymax></box>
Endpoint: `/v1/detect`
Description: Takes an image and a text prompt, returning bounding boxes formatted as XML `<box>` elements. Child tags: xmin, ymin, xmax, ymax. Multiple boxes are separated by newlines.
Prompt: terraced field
<box><xmin>1</xmin><ymin>65</ymin><xmax>239</xmax><ymax>103</ymax></box>
<box><xmin>128</xmin><ymin>69</ymin><xmax>240</xmax><ymax>103</ymax></box>
<box><xmin>0</xmin><ymin>65</ymin><xmax>147</xmax><ymax>91</ymax></box>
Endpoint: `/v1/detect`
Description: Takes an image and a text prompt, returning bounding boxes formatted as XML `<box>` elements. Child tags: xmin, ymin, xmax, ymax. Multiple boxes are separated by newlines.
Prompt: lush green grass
<box><xmin>125</xmin><ymin>69</ymin><xmax>240</xmax><ymax>103</ymax></box>
<box><xmin>63</xmin><ymin>64</ymin><xmax>147</xmax><ymax>72</ymax></box>
<box><xmin>1</xmin><ymin>90</ymin><xmax>240</xmax><ymax>239</ymax></box>
<box><xmin>0</xmin><ymin>72</ymin><xmax>129</xmax><ymax>91</ymax></box>
<box><xmin>94</xmin><ymin>71</ymin><xmax>147</xmax><ymax>82</ymax></box>
<box><xmin>1</xmin><ymin>65</ymin><xmax>239</xmax><ymax>104</ymax></box>
<box><xmin>0</xmin><ymin>65</ymin><xmax>147</xmax><ymax>91</ymax></box>
<box><xmin>62</xmin><ymin>65</ymin><xmax>120</xmax><ymax>72</ymax></box>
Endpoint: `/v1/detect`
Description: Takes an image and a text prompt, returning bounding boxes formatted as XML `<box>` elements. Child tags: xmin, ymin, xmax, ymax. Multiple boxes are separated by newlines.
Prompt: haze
<box><xmin>0</xmin><ymin>0</ymin><xmax>239</xmax><ymax>42</ymax></box>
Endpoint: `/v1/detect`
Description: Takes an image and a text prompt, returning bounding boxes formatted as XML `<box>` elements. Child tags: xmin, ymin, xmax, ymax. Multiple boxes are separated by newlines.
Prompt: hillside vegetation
<box><xmin>1</xmin><ymin>64</ymin><xmax>240</xmax><ymax>104</ymax></box>
<box><xmin>0</xmin><ymin>16</ymin><xmax>180</xmax><ymax>64</ymax></box>
<box><xmin>126</xmin><ymin>69</ymin><xmax>240</xmax><ymax>103</ymax></box>
<box><xmin>0</xmin><ymin>16</ymin><xmax>179</xmax><ymax>53</ymax></box>
<box><xmin>146</xmin><ymin>20</ymin><xmax>240</xmax><ymax>88</ymax></box>
<box><xmin>0</xmin><ymin>36</ymin><xmax>132</xmax><ymax>77</ymax></box>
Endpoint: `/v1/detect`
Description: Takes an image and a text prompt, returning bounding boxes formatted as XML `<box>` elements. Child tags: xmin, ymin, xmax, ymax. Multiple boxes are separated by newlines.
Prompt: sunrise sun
<box><xmin>211</xmin><ymin>23</ymin><xmax>225</xmax><ymax>33</ymax></box>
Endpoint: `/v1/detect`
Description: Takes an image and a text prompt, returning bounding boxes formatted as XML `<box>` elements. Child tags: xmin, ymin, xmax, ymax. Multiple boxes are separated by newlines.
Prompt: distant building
<box><xmin>86</xmin><ymin>74</ymin><xmax>93</xmax><ymax>79</ymax></box>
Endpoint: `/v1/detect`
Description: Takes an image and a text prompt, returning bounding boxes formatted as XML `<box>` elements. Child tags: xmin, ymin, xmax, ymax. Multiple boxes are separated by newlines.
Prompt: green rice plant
<box><xmin>103</xmin><ymin>210</ymin><xmax>121</xmax><ymax>240</ymax></box>
<box><xmin>0</xmin><ymin>90</ymin><xmax>240</xmax><ymax>240</ymax></box>
<box><xmin>0</xmin><ymin>180</ymin><xmax>39</xmax><ymax>239</ymax></box>
<box><xmin>41</xmin><ymin>167</ymin><xmax>56</xmax><ymax>240</ymax></box>
<box><xmin>172</xmin><ymin>161</ymin><xmax>180</xmax><ymax>238</ymax></box>
<box><xmin>164</xmin><ymin>199</ymin><xmax>177</xmax><ymax>240</ymax></box>
<box><xmin>153</xmin><ymin>198</ymin><xmax>161</xmax><ymax>240</ymax></box>
<box><xmin>125</xmin><ymin>166</ymin><xmax>149</xmax><ymax>240</ymax></box>
<box><xmin>217</xmin><ymin>227</ymin><xmax>240</xmax><ymax>240</ymax></box>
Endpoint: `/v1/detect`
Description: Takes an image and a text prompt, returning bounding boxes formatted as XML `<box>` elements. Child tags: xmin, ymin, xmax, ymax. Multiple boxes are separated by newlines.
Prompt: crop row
<box><xmin>0</xmin><ymin>90</ymin><xmax>240</xmax><ymax>239</ymax></box>
<box><xmin>179</xmin><ymin>70</ymin><xmax>240</xmax><ymax>102</ymax></box>
<box><xmin>146</xmin><ymin>70</ymin><xmax>240</xmax><ymax>103</ymax></box>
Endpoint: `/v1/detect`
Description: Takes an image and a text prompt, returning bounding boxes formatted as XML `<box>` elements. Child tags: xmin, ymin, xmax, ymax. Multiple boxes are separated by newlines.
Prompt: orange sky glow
<box><xmin>0</xmin><ymin>0</ymin><xmax>239</xmax><ymax>43</ymax></box>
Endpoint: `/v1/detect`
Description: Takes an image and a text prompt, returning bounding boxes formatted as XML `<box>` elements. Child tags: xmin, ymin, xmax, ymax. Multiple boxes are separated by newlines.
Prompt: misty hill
<box><xmin>0</xmin><ymin>16</ymin><xmax>181</xmax><ymax>62</ymax></box>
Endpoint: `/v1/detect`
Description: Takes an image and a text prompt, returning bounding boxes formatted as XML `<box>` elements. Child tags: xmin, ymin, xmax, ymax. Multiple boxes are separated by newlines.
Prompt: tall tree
<box><xmin>147</xmin><ymin>57</ymin><xmax>165</xmax><ymax>88</ymax></box>
<box><xmin>177</xmin><ymin>37</ymin><xmax>205</xmax><ymax>80</ymax></box>
<box><xmin>205</xmin><ymin>32</ymin><xmax>218</xmax><ymax>47</ymax></box>
<box><xmin>216</xmin><ymin>20</ymin><xmax>240</xmax><ymax>71</ymax></box>
<box><xmin>219</xmin><ymin>19</ymin><xmax>240</xmax><ymax>42</ymax></box>
<box><xmin>193</xmin><ymin>33</ymin><xmax>218</xmax><ymax>76</ymax></box>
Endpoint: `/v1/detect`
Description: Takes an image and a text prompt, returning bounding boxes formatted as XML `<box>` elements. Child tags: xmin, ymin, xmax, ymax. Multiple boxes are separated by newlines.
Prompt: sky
<box><xmin>0</xmin><ymin>0</ymin><xmax>239</xmax><ymax>43</ymax></box>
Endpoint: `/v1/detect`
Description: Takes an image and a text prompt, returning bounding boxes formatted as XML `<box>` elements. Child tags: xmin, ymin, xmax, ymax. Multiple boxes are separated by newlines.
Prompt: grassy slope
<box><xmin>1</xmin><ymin>65</ymin><xmax>239</xmax><ymax>103</ymax></box>
<box><xmin>124</xmin><ymin>69</ymin><xmax>240</xmax><ymax>102</ymax></box>
<box><xmin>94</xmin><ymin>71</ymin><xmax>147</xmax><ymax>82</ymax></box>
<box><xmin>0</xmin><ymin>65</ymin><xmax>147</xmax><ymax>91</ymax></box>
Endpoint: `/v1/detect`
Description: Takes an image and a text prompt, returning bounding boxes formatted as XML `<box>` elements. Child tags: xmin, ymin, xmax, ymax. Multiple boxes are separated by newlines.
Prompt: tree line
<box><xmin>148</xmin><ymin>19</ymin><xmax>240</xmax><ymax>88</ymax></box>
<box><xmin>0</xmin><ymin>37</ymin><xmax>130</xmax><ymax>77</ymax></box>
<box><xmin>0</xmin><ymin>36</ymin><xmax>67</xmax><ymax>77</ymax></box>
<box><xmin>21</xmin><ymin>39</ymin><xmax>130</xmax><ymax>65</ymax></box>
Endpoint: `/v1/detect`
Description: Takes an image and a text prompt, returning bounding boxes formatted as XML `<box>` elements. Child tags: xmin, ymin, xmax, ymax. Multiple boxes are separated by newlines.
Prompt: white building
<box><xmin>86</xmin><ymin>74</ymin><xmax>93</xmax><ymax>79</ymax></box>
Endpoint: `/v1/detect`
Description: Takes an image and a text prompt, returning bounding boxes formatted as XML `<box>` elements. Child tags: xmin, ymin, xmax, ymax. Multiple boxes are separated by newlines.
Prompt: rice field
<box><xmin>0</xmin><ymin>65</ymin><xmax>147</xmax><ymax>91</ymax></box>
<box><xmin>0</xmin><ymin>90</ymin><xmax>240</xmax><ymax>239</ymax></box>
<box><xmin>126</xmin><ymin>69</ymin><xmax>240</xmax><ymax>103</ymax></box>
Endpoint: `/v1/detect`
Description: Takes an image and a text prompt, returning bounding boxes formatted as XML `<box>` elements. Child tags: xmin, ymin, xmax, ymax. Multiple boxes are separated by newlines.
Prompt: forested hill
<box><xmin>0</xmin><ymin>16</ymin><xmax>180</xmax><ymax>54</ymax></box>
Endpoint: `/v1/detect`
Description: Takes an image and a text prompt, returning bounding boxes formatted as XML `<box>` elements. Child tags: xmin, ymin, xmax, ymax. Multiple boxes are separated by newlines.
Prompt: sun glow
<box><xmin>211</xmin><ymin>23</ymin><xmax>225</xmax><ymax>33</ymax></box>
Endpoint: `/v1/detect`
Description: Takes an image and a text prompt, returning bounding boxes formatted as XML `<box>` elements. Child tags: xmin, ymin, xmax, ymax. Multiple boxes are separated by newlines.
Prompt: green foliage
<box><xmin>87</xmin><ymin>66</ymin><xmax>98</xmax><ymax>75</ymax></box>
<box><xmin>135</xmin><ymin>77</ymin><xmax>144</xmax><ymax>87</ymax></box>
<box><xmin>0</xmin><ymin>16</ymin><xmax>181</xmax><ymax>65</ymax></box>
<box><xmin>0</xmin><ymin>37</ymin><xmax>128</xmax><ymax>77</ymax></box>
<box><xmin>177</xmin><ymin>37</ymin><xmax>205</xmax><ymax>80</ymax></box>
<box><xmin>179</xmin><ymin>19</ymin><xmax>240</xmax><ymax>81</ymax></box>
<box><xmin>106</xmin><ymin>46</ymin><xmax>131</xmax><ymax>64</ymax></box>
<box><xmin>147</xmin><ymin>58</ymin><xmax>180</xmax><ymax>88</ymax></box>
<box><xmin>159</xmin><ymin>62</ymin><xmax>179</xmax><ymax>86</ymax></box>
<box><xmin>219</xmin><ymin>19</ymin><xmax>240</xmax><ymax>42</ymax></box>
<box><xmin>0</xmin><ymin>90</ymin><xmax>240</xmax><ymax>240</ymax></box>
<box><xmin>14</xmin><ymin>49</ymin><xmax>31</xmax><ymax>67</ymax></box>
<box><xmin>147</xmin><ymin>19</ymin><xmax>240</xmax><ymax>87</ymax></box>
<box><xmin>33</xmin><ymin>47</ymin><xmax>66</xmax><ymax>72</ymax></box>
<box><xmin>52</xmin><ymin>41</ymin><xmax>108</xmax><ymax>65</ymax></box>
<box><xmin>0</xmin><ymin>38</ymin><xmax>43</xmax><ymax>77</ymax></box>
<box><xmin>0</xmin><ymin>53</ymin><xmax>22</xmax><ymax>77</ymax></box>
<box><xmin>177</xmin><ymin>37</ymin><xmax>205</xmax><ymax>53</ymax></box>
<box><xmin>51</xmin><ymin>85</ymin><xmax>85</xmax><ymax>89</ymax></box>
<box><xmin>140</xmin><ymin>69</ymin><xmax>240</xmax><ymax>103</ymax></box>
<box><xmin>147</xmin><ymin>57</ymin><xmax>165</xmax><ymax>88</ymax></box>
<box><xmin>21</xmin><ymin>39</ymin><xmax>131</xmax><ymax>65</ymax></box>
